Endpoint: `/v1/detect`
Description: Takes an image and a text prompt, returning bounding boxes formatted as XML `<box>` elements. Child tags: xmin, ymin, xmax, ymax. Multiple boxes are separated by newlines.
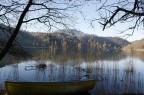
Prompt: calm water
<box><xmin>0</xmin><ymin>49</ymin><xmax>144</xmax><ymax>94</ymax></box>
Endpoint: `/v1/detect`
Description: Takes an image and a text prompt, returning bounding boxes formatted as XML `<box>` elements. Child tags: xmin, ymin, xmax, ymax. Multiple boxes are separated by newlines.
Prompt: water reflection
<box><xmin>0</xmin><ymin>48</ymin><xmax>127</xmax><ymax>67</ymax></box>
<box><xmin>0</xmin><ymin>49</ymin><xmax>144</xmax><ymax>94</ymax></box>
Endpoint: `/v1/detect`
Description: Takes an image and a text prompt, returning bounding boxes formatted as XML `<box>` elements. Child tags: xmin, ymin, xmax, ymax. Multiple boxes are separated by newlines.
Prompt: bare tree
<box><xmin>0</xmin><ymin>0</ymin><xmax>84</xmax><ymax>61</ymax></box>
<box><xmin>92</xmin><ymin>0</ymin><xmax>144</xmax><ymax>36</ymax></box>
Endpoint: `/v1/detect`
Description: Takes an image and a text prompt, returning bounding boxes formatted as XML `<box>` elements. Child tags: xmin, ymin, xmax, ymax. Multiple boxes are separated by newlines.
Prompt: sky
<box><xmin>75</xmin><ymin>15</ymin><xmax>144</xmax><ymax>42</ymax></box>
<box><xmin>72</xmin><ymin>1</ymin><xmax>144</xmax><ymax>42</ymax></box>
<box><xmin>25</xmin><ymin>0</ymin><xmax>144</xmax><ymax>42</ymax></box>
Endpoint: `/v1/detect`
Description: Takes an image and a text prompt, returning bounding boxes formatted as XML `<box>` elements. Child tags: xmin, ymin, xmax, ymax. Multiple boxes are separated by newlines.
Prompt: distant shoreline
<box><xmin>123</xmin><ymin>49</ymin><xmax>144</xmax><ymax>51</ymax></box>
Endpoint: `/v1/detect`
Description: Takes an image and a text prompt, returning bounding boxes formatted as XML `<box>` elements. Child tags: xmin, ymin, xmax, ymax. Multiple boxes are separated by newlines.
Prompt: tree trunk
<box><xmin>0</xmin><ymin>0</ymin><xmax>33</xmax><ymax>61</ymax></box>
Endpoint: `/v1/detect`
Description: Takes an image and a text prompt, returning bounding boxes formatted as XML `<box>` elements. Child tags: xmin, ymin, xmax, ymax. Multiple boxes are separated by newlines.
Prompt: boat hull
<box><xmin>5</xmin><ymin>80</ymin><xmax>96</xmax><ymax>95</ymax></box>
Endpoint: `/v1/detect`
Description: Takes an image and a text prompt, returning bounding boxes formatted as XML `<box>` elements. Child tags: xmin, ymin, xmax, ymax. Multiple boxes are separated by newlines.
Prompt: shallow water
<box><xmin>0</xmin><ymin>49</ymin><xmax>144</xmax><ymax>94</ymax></box>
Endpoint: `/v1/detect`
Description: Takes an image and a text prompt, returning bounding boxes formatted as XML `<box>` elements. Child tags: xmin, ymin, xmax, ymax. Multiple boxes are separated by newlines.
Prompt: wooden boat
<box><xmin>5</xmin><ymin>80</ymin><xmax>96</xmax><ymax>95</ymax></box>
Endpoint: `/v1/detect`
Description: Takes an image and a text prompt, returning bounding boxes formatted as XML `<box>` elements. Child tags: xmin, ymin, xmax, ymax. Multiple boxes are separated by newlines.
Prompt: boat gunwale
<box><xmin>5</xmin><ymin>79</ymin><xmax>96</xmax><ymax>84</ymax></box>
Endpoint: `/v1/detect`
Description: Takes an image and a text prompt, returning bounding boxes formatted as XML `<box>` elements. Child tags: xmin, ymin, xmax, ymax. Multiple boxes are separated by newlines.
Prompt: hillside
<box><xmin>107</xmin><ymin>37</ymin><xmax>130</xmax><ymax>47</ymax></box>
<box><xmin>0</xmin><ymin>24</ymin><xmax>43</xmax><ymax>48</ymax></box>
<box><xmin>27</xmin><ymin>29</ymin><xmax>130</xmax><ymax>52</ymax></box>
<box><xmin>123</xmin><ymin>38</ymin><xmax>144</xmax><ymax>51</ymax></box>
<box><xmin>0</xmin><ymin>24</ymin><xmax>130</xmax><ymax>52</ymax></box>
<box><xmin>55</xmin><ymin>29</ymin><xmax>85</xmax><ymax>37</ymax></box>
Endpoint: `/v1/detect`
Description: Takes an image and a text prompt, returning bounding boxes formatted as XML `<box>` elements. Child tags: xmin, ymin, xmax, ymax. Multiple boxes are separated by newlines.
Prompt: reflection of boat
<box><xmin>5</xmin><ymin>80</ymin><xmax>96</xmax><ymax>95</ymax></box>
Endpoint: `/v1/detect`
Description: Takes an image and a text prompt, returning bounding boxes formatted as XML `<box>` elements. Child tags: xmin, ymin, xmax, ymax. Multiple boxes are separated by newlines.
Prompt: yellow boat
<box><xmin>5</xmin><ymin>80</ymin><xmax>96</xmax><ymax>95</ymax></box>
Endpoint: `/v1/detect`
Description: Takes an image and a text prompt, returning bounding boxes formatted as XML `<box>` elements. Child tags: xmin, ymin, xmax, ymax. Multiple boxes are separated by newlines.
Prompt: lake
<box><xmin>0</xmin><ymin>48</ymin><xmax>144</xmax><ymax>94</ymax></box>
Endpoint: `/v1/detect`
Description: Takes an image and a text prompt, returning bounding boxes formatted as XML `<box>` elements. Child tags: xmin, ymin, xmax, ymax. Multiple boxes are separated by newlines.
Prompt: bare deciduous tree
<box><xmin>92</xmin><ymin>0</ymin><xmax>144</xmax><ymax>36</ymax></box>
<box><xmin>0</xmin><ymin>0</ymin><xmax>84</xmax><ymax>61</ymax></box>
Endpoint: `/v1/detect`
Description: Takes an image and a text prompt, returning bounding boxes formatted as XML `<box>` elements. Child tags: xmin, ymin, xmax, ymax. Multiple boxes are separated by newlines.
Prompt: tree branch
<box><xmin>0</xmin><ymin>0</ymin><xmax>33</xmax><ymax>61</ymax></box>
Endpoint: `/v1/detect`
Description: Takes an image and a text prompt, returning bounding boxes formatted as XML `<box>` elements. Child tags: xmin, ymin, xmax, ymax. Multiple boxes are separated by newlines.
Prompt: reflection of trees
<box><xmin>0</xmin><ymin>53</ymin><xmax>144</xmax><ymax>94</ymax></box>
<box><xmin>8</xmin><ymin>64</ymin><xmax>19</xmax><ymax>81</ymax></box>
<box><xmin>133</xmin><ymin>51</ymin><xmax>144</xmax><ymax>62</ymax></box>
<box><xmin>1</xmin><ymin>48</ymin><xmax>144</xmax><ymax>94</ymax></box>
<box><xmin>33</xmin><ymin>61</ymin><xmax>47</xmax><ymax>81</ymax></box>
<box><xmin>35</xmin><ymin>67</ymin><xmax>46</xmax><ymax>81</ymax></box>
<box><xmin>122</xmin><ymin>56</ymin><xmax>136</xmax><ymax>93</ymax></box>
<box><xmin>0</xmin><ymin>53</ymin><xmax>24</xmax><ymax>67</ymax></box>
<box><xmin>3</xmin><ymin>48</ymin><xmax>144</xmax><ymax>67</ymax></box>
<box><xmin>92</xmin><ymin>57</ymin><xmax>144</xmax><ymax>94</ymax></box>
<box><xmin>30</xmin><ymin>49</ymin><xmax>127</xmax><ymax>64</ymax></box>
<box><xmin>23</xmin><ymin>58</ymin><xmax>144</xmax><ymax>94</ymax></box>
<box><xmin>1</xmin><ymin>48</ymin><xmax>128</xmax><ymax>67</ymax></box>
<box><xmin>124</xmin><ymin>51</ymin><xmax>144</xmax><ymax>62</ymax></box>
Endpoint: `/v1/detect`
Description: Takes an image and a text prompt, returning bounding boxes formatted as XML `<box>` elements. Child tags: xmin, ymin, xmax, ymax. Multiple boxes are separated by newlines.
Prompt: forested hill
<box><xmin>0</xmin><ymin>24</ymin><xmax>130</xmax><ymax>52</ymax></box>
<box><xmin>123</xmin><ymin>38</ymin><xmax>144</xmax><ymax>51</ymax></box>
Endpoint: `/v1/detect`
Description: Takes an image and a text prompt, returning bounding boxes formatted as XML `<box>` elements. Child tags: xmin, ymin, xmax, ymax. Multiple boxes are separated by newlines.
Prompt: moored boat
<box><xmin>5</xmin><ymin>80</ymin><xmax>96</xmax><ymax>95</ymax></box>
